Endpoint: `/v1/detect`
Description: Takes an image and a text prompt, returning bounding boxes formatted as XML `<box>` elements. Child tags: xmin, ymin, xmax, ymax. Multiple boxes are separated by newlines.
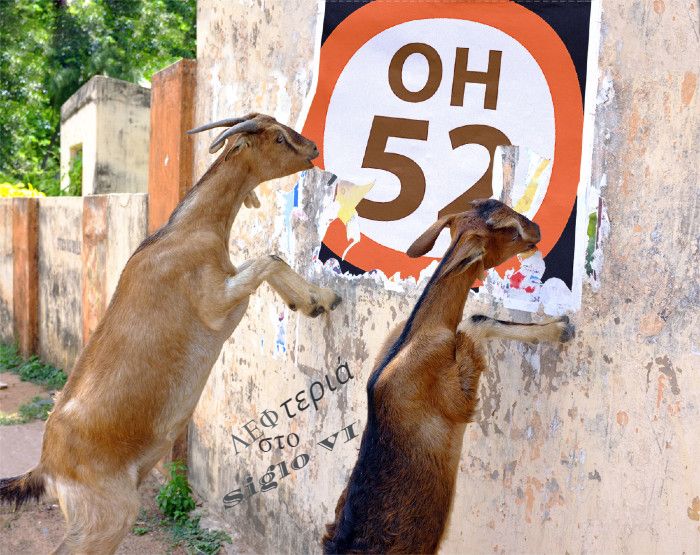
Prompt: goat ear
<box><xmin>224</xmin><ymin>135</ymin><xmax>250</xmax><ymax>161</ymax></box>
<box><xmin>441</xmin><ymin>234</ymin><xmax>486</xmax><ymax>276</ymax></box>
<box><xmin>406</xmin><ymin>215</ymin><xmax>455</xmax><ymax>258</ymax></box>
<box><xmin>487</xmin><ymin>213</ymin><xmax>526</xmax><ymax>240</ymax></box>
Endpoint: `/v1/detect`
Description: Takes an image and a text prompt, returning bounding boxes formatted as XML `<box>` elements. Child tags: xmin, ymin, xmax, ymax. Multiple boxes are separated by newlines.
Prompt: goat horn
<box><xmin>186</xmin><ymin>113</ymin><xmax>258</xmax><ymax>135</ymax></box>
<box><xmin>208</xmin><ymin>120</ymin><xmax>261</xmax><ymax>153</ymax></box>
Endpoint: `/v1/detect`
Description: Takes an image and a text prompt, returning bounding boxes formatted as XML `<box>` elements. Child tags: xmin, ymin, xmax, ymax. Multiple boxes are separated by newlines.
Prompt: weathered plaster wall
<box><xmin>60</xmin><ymin>75</ymin><xmax>151</xmax><ymax>195</ymax></box>
<box><xmin>37</xmin><ymin>197</ymin><xmax>83</xmax><ymax>370</ymax></box>
<box><xmin>103</xmin><ymin>193</ymin><xmax>148</xmax><ymax>301</ymax></box>
<box><xmin>189</xmin><ymin>1</ymin><xmax>699</xmax><ymax>553</ymax></box>
<box><xmin>0</xmin><ymin>200</ymin><xmax>13</xmax><ymax>343</ymax></box>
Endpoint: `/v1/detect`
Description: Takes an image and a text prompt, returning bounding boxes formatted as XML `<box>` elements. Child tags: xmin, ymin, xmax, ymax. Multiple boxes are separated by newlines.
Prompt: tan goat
<box><xmin>0</xmin><ymin>113</ymin><xmax>341</xmax><ymax>554</ymax></box>
<box><xmin>323</xmin><ymin>199</ymin><xmax>574</xmax><ymax>554</ymax></box>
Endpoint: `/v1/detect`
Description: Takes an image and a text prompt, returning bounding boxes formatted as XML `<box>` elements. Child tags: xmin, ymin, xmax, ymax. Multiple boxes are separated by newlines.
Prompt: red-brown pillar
<box><xmin>81</xmin><ymin>196</ymin><xmax>108</xmax><ymax>345</ymax></box>
<box><xmin>148</xmin><ymin>59</ymin><xmax>197</xmax><ymax>467</ymax></box>
<box><xmin>148</xmin><ymin>58</ymin><xmax>197</xmax><ymax>233</ymax></box>
<box><xmin>12</xmin><ymin>198</ymin><xmax>39</xmax><ymax>358</ymax></box>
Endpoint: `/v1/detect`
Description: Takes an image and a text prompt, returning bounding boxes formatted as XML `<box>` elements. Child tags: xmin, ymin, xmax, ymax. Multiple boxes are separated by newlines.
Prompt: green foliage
<box><xmin>131</xmin><ymin>525</ymin><xmax>150</xmax><ymax>536</ymax></box>
<box><xmin>0</xmin><ymin>181</ymin><xmax>46</xmax><ymax>198</ymax></box>
<box><xmin>0</xmin><ymin>396</ymin><xmax>54</xmax><ymax>425</ymax></box>
<box><xmin>170</xmin><ymin>515</ymin><xmax>232</xmax><ymax>555</ymax></box>
<box><xmin>16</xmin><ymin>356</ymin><xmax>68</xmax><ymax>390</ymax></box>
<box><xmin>156</xmin><ymin>462</ymin><xmax>231</xmax><ymax>553</ymax></box>
<box><xmin>157</xmin><ymin>461</ymin><xmax>196</xmax><ymax>523</ymax></box>
<box><xmin>0</xmin><ymin>343</ymin><xmax>67</xmax><ymax>390</ymax></box>
<box><xmin>18</xmin><ymin>395</ymin><xmax>54</xmax><ymax>421</ymax></box>
<box><xmin>0</xmin><ymin>0</ymin><xmax>196</xmax><ymax>195</ymax></box>
<box><xmin>0</xmin><ymin>343</ymin><xmax>24</xmax><ymax>369</ymax></box>
<box><xmin>66</xmin><ymin>149</ymin><xmax>82</xmax><ymax>196</ymax></box>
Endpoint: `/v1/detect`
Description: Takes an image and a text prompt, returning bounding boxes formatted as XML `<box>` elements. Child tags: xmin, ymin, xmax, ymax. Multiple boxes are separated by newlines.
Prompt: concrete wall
<box><xmin>60</xmin><ymin>76</ymin><xmax>151</xmax><ymax>195</ymax></box>
<box><xmin>188</xmin><ymin>1</ymin><xmax>699</xmax><ymax>554</ymax></box>
<box><xmin>103</xmin><ymin>194</ymin><xmax>148</xmax><ymax>302</ymax></box>
<box><xmin>0</xmin><ymin>200</ymin><xmax>13</xmax><ymax>343</ymax></box>
<box><xmin>0</xmin><ymin>194</ymin><xmax>148</xmax><ymax>371</ymax></box>
<box><xmin>37</xmin><ymin>197</ymin><xmax>83</xmax><ymax>370</ymax></box>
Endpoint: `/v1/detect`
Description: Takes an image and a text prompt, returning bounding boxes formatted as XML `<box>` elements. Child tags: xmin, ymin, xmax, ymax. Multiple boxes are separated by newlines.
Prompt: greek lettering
<box><xmin>259</xmin><ymin>437</ymin><xmax>273</xmax><ymax>452</ymax></box>
<box><xmin>242</xmin><ymin>419</ymin><xmax>263</xmax><ymax>442</ymax></box>
<box><xmin>287</xmin><ymin>432</ymin><xmax>299</xmax><ymax>448</ymax></box>
<box><xmin>280</xmin><ymin>398</ymin><xmax>296</xmax><ymax>419</ymax></box>
<box><xmin>296</xmin><ymin>390</ymin><xmax>310</xmax><ymax>412</ymax></box>
<box><xmin>310</xmin><ymin>381</ymin><xmax>324</xmax><ymax>410</ymax></box>
<box><xmin>260</xmin><ymin>409</ymin><xmax>279</xmax><ymax>428</ymax></box>
<box><xmin>231</xmin><ymin>433</ymin><xmax>250</xmax><ymax>455</ymax></box>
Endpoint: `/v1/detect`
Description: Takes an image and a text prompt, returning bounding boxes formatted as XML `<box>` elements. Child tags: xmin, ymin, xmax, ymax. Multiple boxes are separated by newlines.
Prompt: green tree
<box><xmin>0</xmin><ymin>0</ymin><xmax>195</xmax><ymax>195</ymax></box>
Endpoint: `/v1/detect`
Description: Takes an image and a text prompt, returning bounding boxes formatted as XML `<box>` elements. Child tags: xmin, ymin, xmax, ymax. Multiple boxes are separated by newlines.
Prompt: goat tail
<box><xmin>0</xmin><ymin>468</ymin><xmax>46</xmax><ymax>508</ymax></box>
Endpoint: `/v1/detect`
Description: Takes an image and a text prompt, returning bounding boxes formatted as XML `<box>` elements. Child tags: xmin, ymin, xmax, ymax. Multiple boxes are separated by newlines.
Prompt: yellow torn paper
<box><xmin>336</xmin><ymin>180</ymin><xmax>375</xmax><ymax>224</ymax></box>
<box><xmin>514</xmin><ymin>158</ymin><xmax>550</xmax><ymax>214</ymax></box>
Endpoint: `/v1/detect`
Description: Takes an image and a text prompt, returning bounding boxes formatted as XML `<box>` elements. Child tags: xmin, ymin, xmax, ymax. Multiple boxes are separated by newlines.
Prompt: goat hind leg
<box><xmin>53</xmin><ymin>478</ymin><xmax>140</xmax><ymax>555</ymax></box>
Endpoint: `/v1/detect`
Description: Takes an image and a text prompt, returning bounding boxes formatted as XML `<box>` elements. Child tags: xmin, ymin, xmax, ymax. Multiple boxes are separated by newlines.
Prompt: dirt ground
<box><xmin>0</xmin><ymin>372</ymin><xmax>47</xmax><ymax>414</ymax></box>
<box><xmin>0</xmin><ymin>472</ymin><xmax>187</xmax><ymax>555</ymax></box>
<box><xmin>0</xmin><ymin>371</ymin><xmax>190</xmax><ymax>554</ymax></box>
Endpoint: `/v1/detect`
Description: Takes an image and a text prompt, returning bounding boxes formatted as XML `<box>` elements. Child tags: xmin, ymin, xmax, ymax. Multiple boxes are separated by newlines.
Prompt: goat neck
<box><xmin>408</xmin><ymin>262</ymin><xmax>483</xmax><ymax>335</ymax></box>
<box><xmin>170</xmin><ymin>155</ymin><xmax>256</xmax><ymax>242</ymax></box>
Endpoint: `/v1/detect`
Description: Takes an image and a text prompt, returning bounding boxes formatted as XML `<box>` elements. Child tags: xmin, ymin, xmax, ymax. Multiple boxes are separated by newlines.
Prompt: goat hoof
<box><xmin>560</xmin><ymin>322</ymin><xmax>575</xmax><ymax>343</ymax></box>
<box><xmin>558</xmin><ymin>315</ymin><xmax>570</xmax><ymax>325</ymax></box>
<box><xmin>330</xmin><ymin>294</ymin><xmax>342</xmax><ymax>310</ymax></box>
<box><xmin>310</xmin><ymin>306</ymin><xmax>325</xmax><ymax>318</ymax></box>
<box><xmin>288</xmin><ymin>303</ymin><xmax>297</xmax><ymax>312</ymax></box>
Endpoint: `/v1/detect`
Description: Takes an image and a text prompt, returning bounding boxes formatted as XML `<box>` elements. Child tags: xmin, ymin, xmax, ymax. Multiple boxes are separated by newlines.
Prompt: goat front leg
<box><xmin>192</xmin><ymin>255</ymin><xmax>290</xmax><ymax>331</ymax></box>
<box><xmin>465</xmin><ymin>314</ymin><xmax>575</xmax><ymax>344</ymax></box>
<box><xmin>445</xmin><ymin>331</ymin><xmax>489</xmax><ymax>423</ymax></box>
<box><xmin>239</xmin><ymin>256</ymin><xmax>342</xmax><ymax>317</ymax></box>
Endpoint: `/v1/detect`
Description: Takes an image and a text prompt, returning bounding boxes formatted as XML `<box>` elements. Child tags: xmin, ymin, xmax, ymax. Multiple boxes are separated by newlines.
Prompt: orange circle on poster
<box><xmin>303</xmin><ymin>1</ymin><xmax>583</xmax><ymax>280</ymax></box>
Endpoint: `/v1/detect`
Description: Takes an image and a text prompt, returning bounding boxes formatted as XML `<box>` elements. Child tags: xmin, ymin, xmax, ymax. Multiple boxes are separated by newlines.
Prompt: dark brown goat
<box><xmin>323</xmin><ymin>199</ymin><xmax>574</xmax><ymax>554</ymax></box>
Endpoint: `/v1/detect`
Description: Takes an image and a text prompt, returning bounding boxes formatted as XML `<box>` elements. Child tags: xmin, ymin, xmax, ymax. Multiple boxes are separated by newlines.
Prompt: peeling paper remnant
<box><xmin>482</xmin><ymin>145</ymin><xmax>578</xmax><ymax>316</ymax></box>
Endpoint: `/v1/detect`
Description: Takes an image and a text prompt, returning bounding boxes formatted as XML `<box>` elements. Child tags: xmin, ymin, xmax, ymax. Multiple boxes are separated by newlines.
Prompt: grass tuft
<box><xmin>0</xmin><ymin>343</ymin><xmax>67</xmax><ymax>390</ymax></box>
<box><xmin>155</xmin><ymin>462</ymin><xmax>232</xmax><ymax>554</ymax></box>
<box><xmin>0</xmin><ymin>343</ymin><xmax>64</xmax><ymax>425</ymax></box>
<box><xmin>0</xmin><ymin>396</ymin><xmax>54</xmax><ymax>425</ymax></box>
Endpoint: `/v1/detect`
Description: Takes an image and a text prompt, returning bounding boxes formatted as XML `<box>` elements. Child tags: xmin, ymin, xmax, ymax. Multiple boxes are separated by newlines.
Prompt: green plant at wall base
<box><xmin>0</xmin><ymin>343</ymin><xmax>23</xmax><ymax>369</ymax></box>
<box><xmin>18</xmin><ymin>396</ymin><xmax>54</xmax><ymax>421</ymax></box>
<box><xmin>17</xmin><ymin>357</ymin><xmax>68</xmax><ymax>390</ymax></box>
<box><xmin>0</xmin><ymin>343</ymin><xmax>67</xmax><ymax>390</ymax></box>
<box><xmin>170</xmin><ymin>516</ymin><xmax>232</xmax><ymax>555</ymax></box>
<box><xmin>0</xmin><ymin>396</ymin><xmax>54</xmax><ymax>425</ymax></box>
<box><xmin>156</xmin><ymin>462</ymin><xmax>232</xmax><ymax>553</ymax></box>
<box><xmin>157</xmin><ymin>461</ymin><xmax>197</xmax><ymax>523</ymax></box>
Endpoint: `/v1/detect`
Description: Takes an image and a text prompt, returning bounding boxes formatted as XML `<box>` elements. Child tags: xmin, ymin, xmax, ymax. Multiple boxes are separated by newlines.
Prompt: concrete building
<box><xmin>60</xmin><ymin>75</ymin><xmax>151</xmax><ymax>195</ymax></box>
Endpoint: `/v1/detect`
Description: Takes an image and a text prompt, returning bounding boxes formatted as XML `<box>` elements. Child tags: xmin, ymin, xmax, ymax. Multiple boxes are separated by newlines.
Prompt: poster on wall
<box><xmin>300</xmin><ymin>0</ymin><xmax>602</xmax><ymax>315</ymax></box>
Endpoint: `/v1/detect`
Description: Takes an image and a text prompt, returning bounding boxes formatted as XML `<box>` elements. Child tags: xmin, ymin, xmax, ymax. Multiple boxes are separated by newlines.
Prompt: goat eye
<box><xmin>276</xmin><ymin>135</ymin><xmax>284</xmax><ymax>143</ymax></box>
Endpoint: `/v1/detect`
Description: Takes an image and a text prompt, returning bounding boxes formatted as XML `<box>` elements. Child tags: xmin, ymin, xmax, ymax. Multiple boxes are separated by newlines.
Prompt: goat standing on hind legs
<box><xmin>0</xmin><ymin>113</ymin><xmax>341</xmax><ymax>554</ymax></box>
<box><xmin>323</xmin><ymin>199</ymin><xmax>574</xmax><ymax>554</ymax></box>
